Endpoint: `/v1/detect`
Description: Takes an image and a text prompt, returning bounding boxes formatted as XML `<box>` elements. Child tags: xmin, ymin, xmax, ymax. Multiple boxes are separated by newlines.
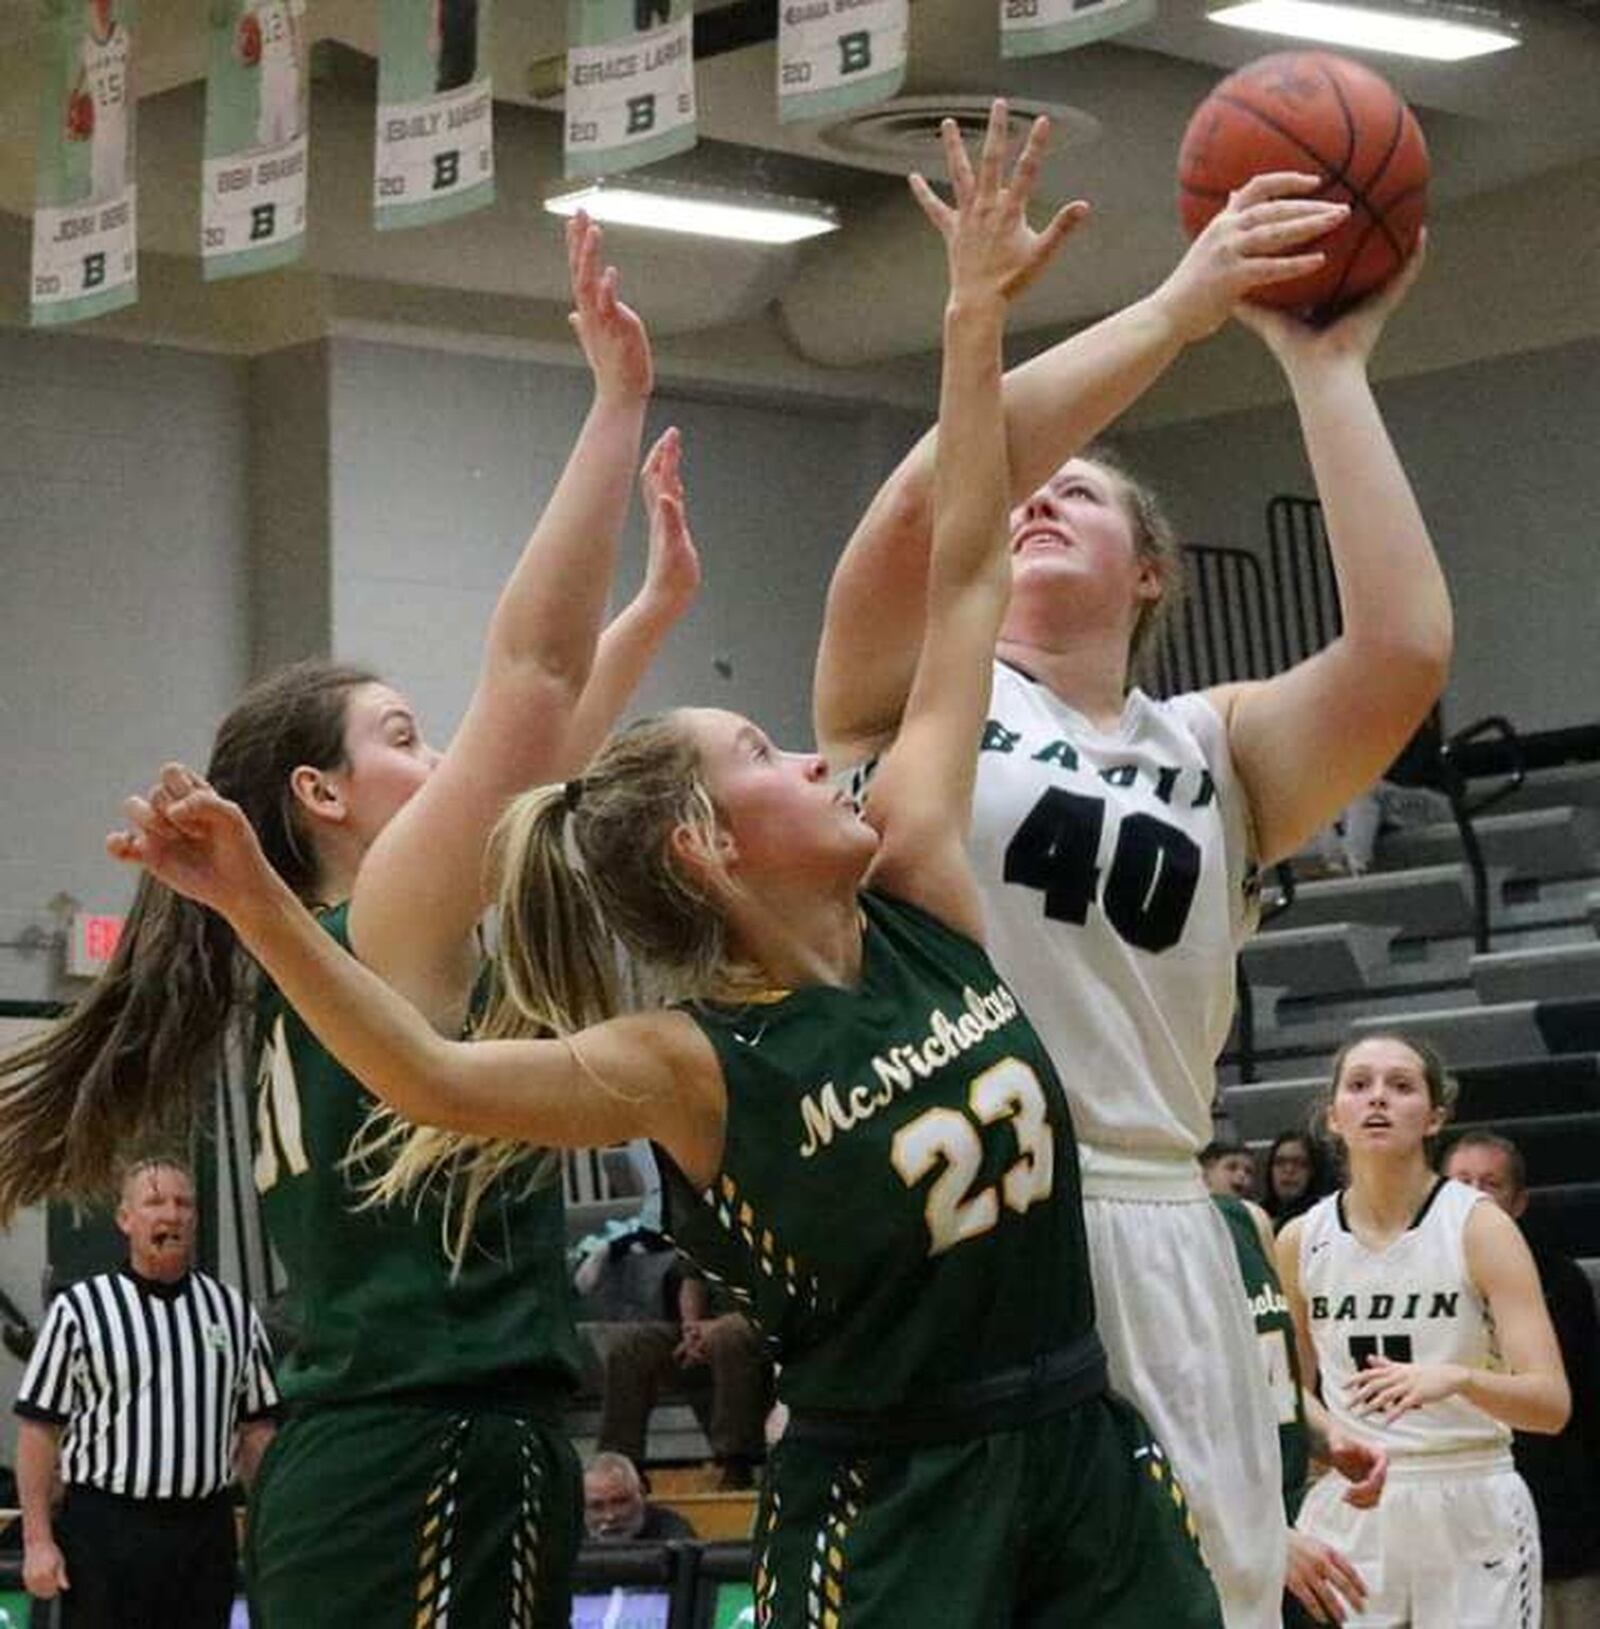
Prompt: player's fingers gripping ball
<box><xmin>66</xmin><ymin>88</ymin><xmax>94</xmax><ymax>140</ymax></box>
<box><xmin>1178</xmin><ymin>51</ymin><xmax>1429</xmax><ymax>318</ymax></box>
<box><xmin>239</xmin><ymin>11</ymin><xmax>263</xmax><ymax>66</ymax></box>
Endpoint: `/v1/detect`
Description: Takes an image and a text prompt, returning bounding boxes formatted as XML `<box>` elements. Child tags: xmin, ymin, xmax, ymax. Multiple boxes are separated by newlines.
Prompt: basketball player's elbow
<box><xmin>1503</xmin><ymin>1369</ymin><xmax>1571</xmax><ymax>1436</ymax></box>
<box><xmin>1341</xmin><ymin>615</ymin><xmax>1451</xmax><ymax>726</ymax></box>
<box><xmin>1530</xmin><ymin>1372</ymin><xmax>1572</xmax><ymax>1436</ymax></box>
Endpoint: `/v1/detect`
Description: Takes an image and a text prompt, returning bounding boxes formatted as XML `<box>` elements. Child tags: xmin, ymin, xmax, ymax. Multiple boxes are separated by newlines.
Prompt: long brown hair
<box><xmin>0</xmin><ymin>660</ymin><xmax>377</xmax><ymax>1221</ymax></box>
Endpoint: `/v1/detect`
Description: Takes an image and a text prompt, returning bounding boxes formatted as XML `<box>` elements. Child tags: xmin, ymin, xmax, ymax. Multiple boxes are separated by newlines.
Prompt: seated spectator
<box><xmin>1262</xmin><ymin>1131</ymin><xmax>1334</xmax><ymax>1232</ymax></box>
<box><xmin>583</xmin><ymin>1451</ymin><xmax>695</xmax><ymax>1542</ymax></box>
<box><xmin>1446</xmin><ymin>1131</ymin><xmax>1600</xmax><ymax>1629</ymax></box>
<box><xmin>1200</xmin><ymin>1138</ymin><xmax>1257</xmax><ymax>1199</ymax></box>
<box><xmin>591</xmin><ymin>1257</ymin><xmax>769</xmax><ymax>1490</ymax></box>
<box><xmin>572</xmin><ymin>1221</ymin><xmax>679</xmax><ymax>1326</ymax></box>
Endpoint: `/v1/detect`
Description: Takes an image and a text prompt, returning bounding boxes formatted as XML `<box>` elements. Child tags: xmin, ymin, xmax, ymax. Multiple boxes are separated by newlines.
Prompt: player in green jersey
<box><xmin>115</xmin><ymin>103</ymin><xmax>1221</xmax><ymax>1627</ymax></box>
<box><xmin>0</xmin><ymin>215</ymin><xmax>697</xmax><ymax>1627</ymax></box>
<box><xmin>1211</xmin><ymin>1187</ymin><xmax>1384</xmax><ymax>1625</ymax></box>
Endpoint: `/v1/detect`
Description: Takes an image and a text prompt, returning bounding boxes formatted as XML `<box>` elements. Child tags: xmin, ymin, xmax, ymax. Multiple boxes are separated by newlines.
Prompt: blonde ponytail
<box><xmin>351</xmin><ymin>783</ymin><xmax>624</xmax><ymax>1264</ymax></box>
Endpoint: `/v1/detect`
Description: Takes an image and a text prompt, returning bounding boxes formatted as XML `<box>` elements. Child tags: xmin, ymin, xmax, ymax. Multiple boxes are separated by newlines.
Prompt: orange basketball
<box><xmin>1177</xmin><ymin>51</ymin><xmax>1429</xmax><ymax>317</ymax></box>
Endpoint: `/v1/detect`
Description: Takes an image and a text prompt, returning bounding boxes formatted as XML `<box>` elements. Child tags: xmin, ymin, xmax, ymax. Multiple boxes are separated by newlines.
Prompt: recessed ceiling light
<box><xmin>1209</xmin><ymin>0</ymin><xmax>1520</xmax><ymax>61</ymax></box>
<box><xmin>544</xmin><ymin>181</ymin><xmax>839</xmax><ymax>245</ymax></box>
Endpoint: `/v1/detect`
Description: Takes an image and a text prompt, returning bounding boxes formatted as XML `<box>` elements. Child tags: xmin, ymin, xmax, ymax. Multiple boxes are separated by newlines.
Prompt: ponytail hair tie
<box><xmin>563</xmin><ymin>778</ymin><xmax>584</xmax><ymax>811</ymax></box>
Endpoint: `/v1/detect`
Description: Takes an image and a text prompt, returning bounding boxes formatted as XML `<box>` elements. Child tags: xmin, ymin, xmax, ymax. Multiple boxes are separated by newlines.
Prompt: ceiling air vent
<box><xmin>817</xmin><ymin>95</ymin><xmax>1100</xmax><ymax>175</ymax></box>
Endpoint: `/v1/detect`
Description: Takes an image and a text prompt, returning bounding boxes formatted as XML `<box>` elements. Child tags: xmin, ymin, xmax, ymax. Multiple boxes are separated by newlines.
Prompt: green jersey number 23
<box><xmin>890</xmin><ymin>1057</ymin><xmax>1055</xmax><ymax>1257</ymax></box>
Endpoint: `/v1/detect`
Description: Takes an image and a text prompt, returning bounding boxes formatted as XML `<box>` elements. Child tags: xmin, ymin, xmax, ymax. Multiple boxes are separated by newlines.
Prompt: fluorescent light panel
<box><xmin>544</xmin><ymin>183</ymin><xmax>839</xmax><ymax>244</ymax></box>
<box><xmin>1209</xmin><ymin>0</ymin><xmax>1520</xmax><ymax>60</ymax></box>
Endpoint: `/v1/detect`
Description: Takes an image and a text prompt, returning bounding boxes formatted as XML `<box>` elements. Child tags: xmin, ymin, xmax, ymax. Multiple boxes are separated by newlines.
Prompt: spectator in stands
<box><xmin>1446</xmin><ymin>1131</ymin><xmax>1600</xmax><ymax>1629</ymax></box>
<box><xmin>573</xmin><ymin>1222</ymin><xmax>680</xmax><ymax>1326</ymax></box>
<box><xmin>1263</xmin><ymin>1131</ymin><xmax>1334</xmax><ymax>1232</ymax></box>
<box><xmin>591</xmin><ymin>1256</ymin><xmax>769</xmax><ymax>1491</ymax></box>
<box><xmin>582</xmin><ymin>1451</ymin><xmax>695</xmax><ymax>1543</ymax></box>
<box><xmin>1201</xmin><ymin>1138</ymin><xmax>1257</xmax><ymax>1199</ymax></box>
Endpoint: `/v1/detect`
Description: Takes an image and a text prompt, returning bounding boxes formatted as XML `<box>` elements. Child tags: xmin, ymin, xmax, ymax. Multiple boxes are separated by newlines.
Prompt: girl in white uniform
<box><xmin>1279</xmin><ymin>1034</ymin><xmax>1570</xmax><ymax>1628</ymax></box>
<box><xmin>816</xmin><ymin>179</ymin><xmax>1452</xmax><ymax>1627</ymax></box>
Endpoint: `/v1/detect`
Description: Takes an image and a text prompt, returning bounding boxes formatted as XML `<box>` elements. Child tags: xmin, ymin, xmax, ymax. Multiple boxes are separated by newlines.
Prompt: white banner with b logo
<box><xmin>374</xmin><ymin>0</ymin><xmax>495</xmax><ymax>230</ymax></box>
<box><xmin>778</xmin><ymin>0</ymin><xmax>907</xmax><ymax>124</ymax></box>
<box><xmin>201</xmin><ymin>0</ymin><xmax>309</xmax><ymax>279</ymax></box>
<box><xmin>1000</xmin><ymin>0</ymin><xmax>1155</xmax><ymax>58</ymax></box>
<box><xmin>565</xmin><ymin>0</ymin><xmax>696</xmax><ymax>179</ymax></box>
<box><xmin>30</xmin><ymin>0</ymin><xmax>139</xmax><ymax>326</ymax></box>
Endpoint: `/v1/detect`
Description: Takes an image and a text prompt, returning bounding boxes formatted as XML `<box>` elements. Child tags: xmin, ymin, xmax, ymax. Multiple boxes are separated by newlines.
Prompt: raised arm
<box><xmin>865</xmin><ymin>104</ymin><xmax>1084</xmax><ymax>937</ymax></box>
<box><xmin>112</xmin><ymin>769</ymin><xmax>727</xmax><ymax>1185</ymax></box>
<box><xmin>560</xmin><ymin>426</ymin><xmax>700</xmax><ymax>769</ymax></box>
<box><xmin>349</xmin><ymin>214</ymin><xmax>656</xmax><ymax>1029</ymax></box>
<box><xmin>813</xmin><ymin>174</ymin><xmax>1353</xmax><ymax>765</ymax></box>
<box><xmin>1344</xmin><ymin>1199</ymin><xmax>1570</xmax><ymax>1435</ymax></box>
<box><xmin>1207</xmin><ymin>245</ymin><xmax>1453</xmax><ymax>866</ymax></box>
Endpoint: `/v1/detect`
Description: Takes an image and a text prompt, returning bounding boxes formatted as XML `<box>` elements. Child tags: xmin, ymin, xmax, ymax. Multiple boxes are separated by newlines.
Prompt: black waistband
<box><xmin>64</xmin><ymin>1484</ymin><xmax>234</xmax><ymax>1513</ymax></box>
<box><xmin>284</xmin><ymin>1383</ymin><xmax>569</xmax><ymax>1426</ymax></box>
<box><xmin>785</xmin><ymin>1332</ymin><xmax>1108</xmax><ymax>1452</ymax></box>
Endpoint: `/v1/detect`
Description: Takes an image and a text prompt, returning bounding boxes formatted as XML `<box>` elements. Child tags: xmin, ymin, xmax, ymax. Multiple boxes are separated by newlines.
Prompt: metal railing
<box><xmin>1147</xmin><ymin>499</ymin><xmax>1523</xmax><ymax>1083</ymax></box>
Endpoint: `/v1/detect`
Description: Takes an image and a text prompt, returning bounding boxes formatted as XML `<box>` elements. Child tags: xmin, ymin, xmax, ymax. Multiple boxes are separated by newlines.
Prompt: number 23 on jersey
<box><xmin>891</xmin><ymin>1058</ymin><xmax>1055</xmax><ymax>1257</ymax></box>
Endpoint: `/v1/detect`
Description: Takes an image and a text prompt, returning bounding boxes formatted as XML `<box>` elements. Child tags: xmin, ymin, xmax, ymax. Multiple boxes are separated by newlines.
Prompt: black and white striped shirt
<box><xmin>14</xmin><ymin>1267</ymin><xmax>280</xmax><ymax>1500</ymax></box>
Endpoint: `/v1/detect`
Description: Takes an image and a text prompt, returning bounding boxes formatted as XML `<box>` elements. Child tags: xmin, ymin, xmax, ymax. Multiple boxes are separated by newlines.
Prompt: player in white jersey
<box><xmin>816</xmin><ymin>177</ymin><xmax>1452</xmax><ymax>1627</ymax></box>
<box><xmin>237</xmin><ymin>1</ymin><xmax>304</xmax><ymax>150</ymax></box>
<box><xmin>1279</xmin><ymin>1034</ymin><xmax>1570</xmax><ymax>1627</ymax></box>
<box><xmin>69</xmin><ymin>0</ymin><xmax>130</xmax><ymax>204</ymax></box>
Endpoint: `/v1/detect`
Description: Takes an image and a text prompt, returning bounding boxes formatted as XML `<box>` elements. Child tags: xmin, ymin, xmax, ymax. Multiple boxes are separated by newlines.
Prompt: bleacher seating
<box><xmin>1219</xmin><ymin>759</ymin><xmax>1600</xmax><ymax>1270</ymax></box>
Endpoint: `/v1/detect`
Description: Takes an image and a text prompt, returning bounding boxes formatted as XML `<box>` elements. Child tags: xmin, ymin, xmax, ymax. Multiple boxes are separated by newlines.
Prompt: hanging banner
<box><xmin>201</xmin><ymin>0</ymin><xmax>309</xmax><ymax>280</ymax></box>
<box><xmin>1000</xmin><ymin>0</ymin><xmax>1155</xmax><ymax>58</ymax></box>
<box><xmin>374</xmin><ymin>0</ymin><xmax>495</xmax><ymax>230</ymax></box>
<box><xmin>778</xmin><ymin>0</ymin><xmax>906</xmax><ymax>125</ymax></box>
<box><xmin>30</xmin><ymin>0</ymin><xmax>138</xmax><ymax>327</ymax></box>
<box><xmin>564</xmin><ymin>0</ymin><xmax>695</xmax><ymax>180</ymax></box>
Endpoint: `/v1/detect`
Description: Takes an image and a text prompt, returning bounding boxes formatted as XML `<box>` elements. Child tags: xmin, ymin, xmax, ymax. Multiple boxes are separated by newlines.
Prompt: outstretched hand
<box><xmin>566</xmin><ymin>211</ymin><xmax>653</xmax><ymax>403</ymax></box>
<box><xmin>1234</xmin><ymin>229</ymin><xmax>1427</xmax><ymax>369</ymax></box>
<box><xmin>909</xmin><ymin>100</ymin><xmax>1089</xmax><ymax>307</ymax></box>
<box><xmin>638</xmin><ymin>426</ymin><xmax>700</xmax><ymax>616</ymax></box>
<box><xmin>107</xmin><ymin>764</ymin><xmax>280</xmax><ymax>923</ymax></box>
<box><xmin>1156</xmin><ymin>172</ymin><xmax>1350</xmax><ymax>343</ymax></box>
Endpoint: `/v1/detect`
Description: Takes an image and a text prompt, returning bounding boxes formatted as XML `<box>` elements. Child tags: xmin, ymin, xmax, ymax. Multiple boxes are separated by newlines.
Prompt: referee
<box><xmin>14</xmin><ymin>1157</ymin><xmax>280</xmax><ymax>1628</ymax></box>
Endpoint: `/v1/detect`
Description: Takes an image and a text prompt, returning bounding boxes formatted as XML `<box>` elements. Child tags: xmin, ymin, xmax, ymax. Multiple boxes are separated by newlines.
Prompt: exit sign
<box><xmin>67</xmin><ymin>913</ymin><xmax>125</xmax><ymax>977</ymax></box>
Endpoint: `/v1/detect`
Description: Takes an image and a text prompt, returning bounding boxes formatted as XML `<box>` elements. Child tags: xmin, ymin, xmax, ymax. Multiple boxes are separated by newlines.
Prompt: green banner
<box><xmin>201</xmin><ymin>1</ymin><xmax>309</xmax><ymax>280</ymax></box>
<box><xmin>564</xmin><ymin>0</ymin><xmax>696</xmax><ymax>179</ymax></box>
<box><xmin>375</xmin><ymin>0</ymin><xmax>495</xmax><ymax>230</ymax></box>
<box><xmin>30</xmin><ymin>0</ymin><xmax>138</xmax><ymax>326</ymax></box>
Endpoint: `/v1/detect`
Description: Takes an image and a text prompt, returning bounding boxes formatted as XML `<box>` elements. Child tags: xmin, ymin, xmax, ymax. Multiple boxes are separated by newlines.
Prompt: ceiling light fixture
<box><xmin>1208</xmin><ymin>0</ymin><xmax>1520</xmax><ymax>61</ymax></box>
<box><xmin>543</xmin><ymin>180</ymin><xmax>840</xmax><ymax>245</ymax></box>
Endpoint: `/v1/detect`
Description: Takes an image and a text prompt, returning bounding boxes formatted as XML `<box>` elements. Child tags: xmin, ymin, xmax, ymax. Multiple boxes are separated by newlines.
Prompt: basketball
<box><xmin>1177</xmin><ymin>51</ymin><xmax>1429</xmax><ymax>316</ymax></box>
